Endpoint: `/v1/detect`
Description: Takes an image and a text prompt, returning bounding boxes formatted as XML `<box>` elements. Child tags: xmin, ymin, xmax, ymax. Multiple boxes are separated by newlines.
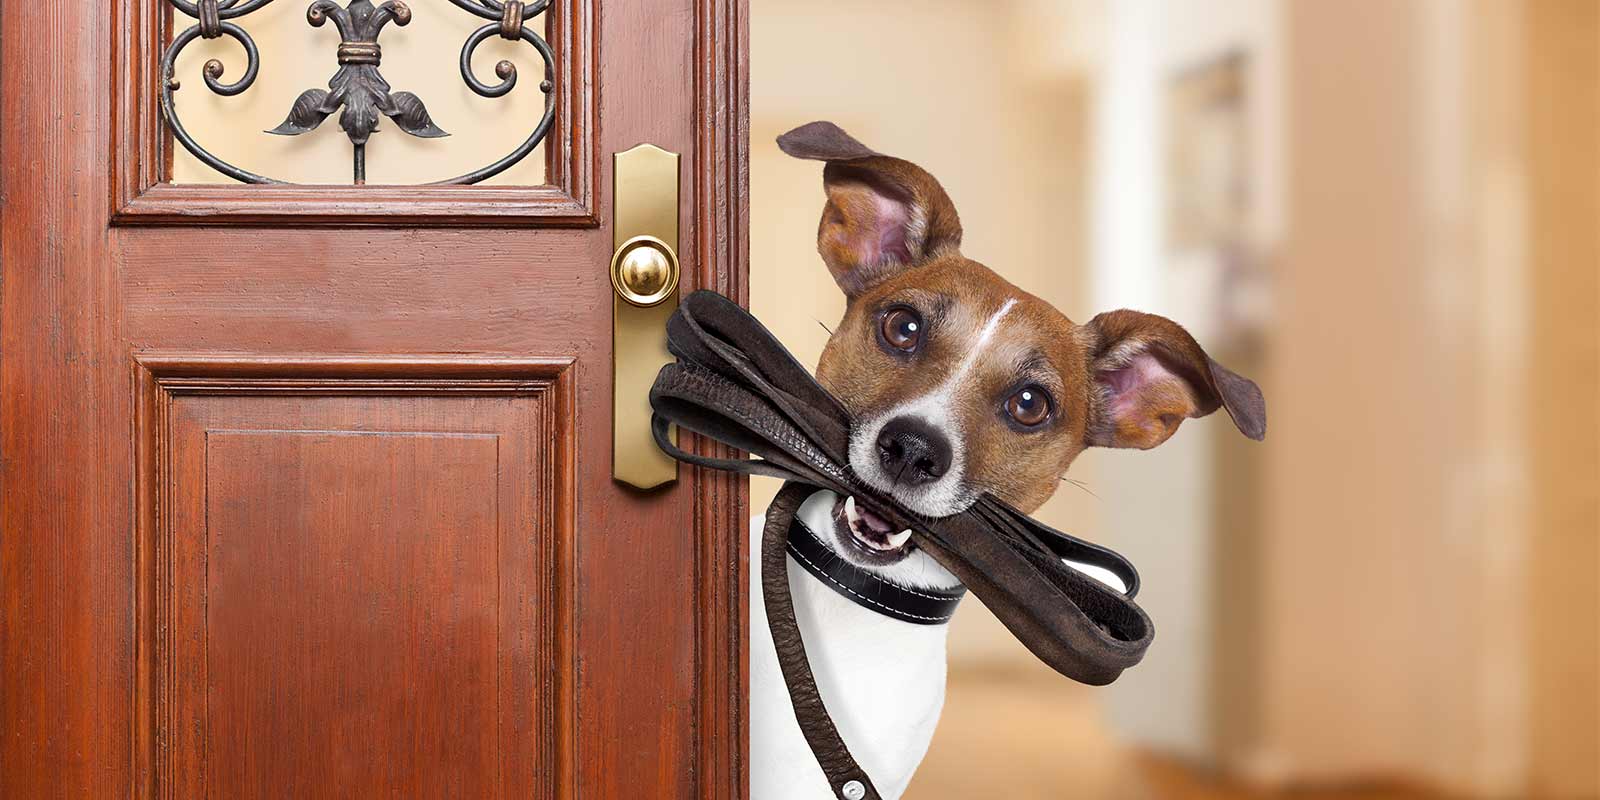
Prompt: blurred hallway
<box><xmin>751</xmin><ymin>1</ymin><xmax>1598</xmax><ymax>797</ymax></box>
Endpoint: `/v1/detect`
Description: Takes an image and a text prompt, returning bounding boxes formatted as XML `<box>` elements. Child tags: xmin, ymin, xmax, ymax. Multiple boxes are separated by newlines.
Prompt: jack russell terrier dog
<box><xmin>749</xmin><ymin>122</ymin><xmax>1266</xmax><ymax>799</ymax></box>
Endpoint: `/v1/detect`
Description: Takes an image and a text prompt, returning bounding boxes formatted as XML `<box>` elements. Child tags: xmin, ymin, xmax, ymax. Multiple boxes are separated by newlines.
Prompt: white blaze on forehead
<box><xmin>945</xmin><ymin>297</ymin><xmax>1018</xmax><ymax>387</ymax></box>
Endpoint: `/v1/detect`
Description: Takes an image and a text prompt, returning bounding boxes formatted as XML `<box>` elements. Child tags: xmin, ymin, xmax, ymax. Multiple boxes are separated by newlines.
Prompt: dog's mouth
<box><xmin>829</xmin><ymin>494</ymin><xmax>915</xmax><ymax>563</ymax></box>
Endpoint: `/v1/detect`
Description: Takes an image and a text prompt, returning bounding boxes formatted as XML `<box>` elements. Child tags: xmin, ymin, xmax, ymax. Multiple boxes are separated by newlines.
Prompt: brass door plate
<box><xmin>612</xmin><ymin>144</ymin><xmax>681</xmax><ymax>489</ymax></box>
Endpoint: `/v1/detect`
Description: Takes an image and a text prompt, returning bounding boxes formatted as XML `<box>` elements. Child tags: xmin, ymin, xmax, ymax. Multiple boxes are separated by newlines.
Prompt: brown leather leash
<box><xmin>649</xmin><ymin>291</ymin><xmax>1152</xmax><ymax>800</ymax></box>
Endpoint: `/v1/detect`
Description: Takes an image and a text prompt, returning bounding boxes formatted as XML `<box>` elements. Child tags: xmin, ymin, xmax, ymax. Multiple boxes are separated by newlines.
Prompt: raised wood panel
<box><xmin>134</xmin><ymin>356</ymin><xmax>574</xmax><ymax>799</ymax></box>
<box><xmin>199</xmin><ymin>431</ymin><xmax>504</xmax><ymax>797</ymax></box>
<box><xmin>109</xmin><ymin>0</ymin><xmax>598</xmax><ymax>225</ymax></box>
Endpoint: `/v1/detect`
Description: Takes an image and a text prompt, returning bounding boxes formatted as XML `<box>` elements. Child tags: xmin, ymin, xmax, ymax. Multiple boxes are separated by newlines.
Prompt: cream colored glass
<box><xmin>169</xmin><ymin>1</ymin><xmax>546</xmax><ymax>185</ymax></box>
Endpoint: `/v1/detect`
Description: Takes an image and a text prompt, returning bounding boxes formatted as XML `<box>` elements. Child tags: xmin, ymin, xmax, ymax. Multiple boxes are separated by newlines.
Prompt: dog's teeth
<box><xmin>886</xmin><ymin>528</ymin><xmax>913</xmax><ymax>550</ymax></box>
<box><xmin>843</xmin><ymin>495</ymin><xmax>910</xmax><ymax>551</ymax></box>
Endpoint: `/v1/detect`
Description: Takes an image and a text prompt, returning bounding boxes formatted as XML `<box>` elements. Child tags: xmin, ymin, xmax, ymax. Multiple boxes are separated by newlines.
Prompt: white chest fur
<box><xmin>748</xmin><ymin>492</ymin><xmax>951</xmax><ymax>800</ymax></box>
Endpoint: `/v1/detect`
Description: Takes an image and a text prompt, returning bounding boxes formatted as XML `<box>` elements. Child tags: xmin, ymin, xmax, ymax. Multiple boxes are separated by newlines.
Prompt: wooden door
<box><xmin>0</xmin><ymin>1</ymin><xmax>748</xmax><ymax>797</ymax></box>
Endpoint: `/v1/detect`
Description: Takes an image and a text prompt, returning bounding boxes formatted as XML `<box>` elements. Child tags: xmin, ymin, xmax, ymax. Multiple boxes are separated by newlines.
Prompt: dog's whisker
<box><xmin>1059</xmin><ymin>476</ymin><xmax>1100</xmax><ymax>499</ymax></box>
<box><xmin>815</xmin><ymin>318</ymin><xmax>834</xmax><ymax>337</ymax></box>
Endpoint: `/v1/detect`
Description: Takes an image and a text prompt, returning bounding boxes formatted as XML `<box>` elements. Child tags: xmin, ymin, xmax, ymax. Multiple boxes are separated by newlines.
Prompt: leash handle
<box><xmin>762</xmin><ymin>483</ymin><xmax>884</xmax><ymax>800</ymax></box>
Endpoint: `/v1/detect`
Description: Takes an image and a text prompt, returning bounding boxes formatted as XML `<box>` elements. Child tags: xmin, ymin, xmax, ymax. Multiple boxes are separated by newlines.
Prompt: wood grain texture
<box><xmin>689</xmin><ymin>0</ymin><xmax>750</xmax><ymax>796</ymax></box>
<box><xmin>134</xmin><ymin>357</ymin><xmax>576</xmax><ymax>799</ymax></box>
<box><xmin>199</xmin><ymin>431</ymin><xmax>504</xmax><ymax>797</ymax></box>
<box><xmin>110</xmin><ymin>0</ymin><xmax>598</xmax><ymax>226</ymax></box>
<box><xmin>567</xmin><ymin>3</ymin><xmax>701</xmax><ymax>795</ymax></box>
<box><xmin>1</xmin><ymin>1</ymin><xmax>132</xmax><ymax>797</ymax></box>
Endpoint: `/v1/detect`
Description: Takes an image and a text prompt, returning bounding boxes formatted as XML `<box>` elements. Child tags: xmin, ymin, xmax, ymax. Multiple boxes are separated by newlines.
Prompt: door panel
<box><xmin>202</xmin><ymin>430</ymin><xmax>507</xmax><ymax>797</ymax></box>
<box><xmin>0</xmin><ymin>0</ymin><xmax>748</xmax><ymax>797</ymax></box>
<box><xmin>139</xmin><ymin>358</ymin><xmax>572</xmax><ymax>799</ymax></box>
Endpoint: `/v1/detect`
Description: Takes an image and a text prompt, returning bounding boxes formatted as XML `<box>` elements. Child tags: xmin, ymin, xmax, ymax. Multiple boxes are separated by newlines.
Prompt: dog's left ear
<box><xmin>1083</xmin><ymin>310</ymin><xmax>1266</xmax><ymax>449</ymax></box>
<box><xmin>777</xmin><ymin>121</ymin><xmax>963</xmax><ymax>297</ymax></box>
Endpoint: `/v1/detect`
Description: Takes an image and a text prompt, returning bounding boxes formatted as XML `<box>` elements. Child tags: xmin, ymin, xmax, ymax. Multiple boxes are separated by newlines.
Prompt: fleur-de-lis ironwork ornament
<box><xmin>268</xmin><ymin>0</ymin><xmax>445</xmax><ymax>182</ymax></box>
<box><xmin>160</xmin><ymin>0</ymin><xmax>556</xmax><ymax>185</ymax></box>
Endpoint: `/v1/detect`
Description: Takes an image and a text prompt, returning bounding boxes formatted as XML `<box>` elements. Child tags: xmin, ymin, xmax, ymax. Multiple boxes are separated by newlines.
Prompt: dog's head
<box><xmin>779</xmin><ymin>122</ymin><xmax>1266</xmax><ymax>578</ymax></box>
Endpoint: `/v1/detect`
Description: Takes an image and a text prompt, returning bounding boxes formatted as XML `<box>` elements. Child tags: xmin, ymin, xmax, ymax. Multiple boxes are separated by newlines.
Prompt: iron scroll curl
<box><xmin>159</xmin><ymin>0</ymin><xmax>556</xmax><ymax>185</ymax></box>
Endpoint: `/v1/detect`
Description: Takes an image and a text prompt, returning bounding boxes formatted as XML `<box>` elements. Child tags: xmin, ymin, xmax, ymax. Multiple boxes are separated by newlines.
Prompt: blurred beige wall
<box><xmin>171</xmin><ymin>1</ymin><xmax>545</xmax><ymax>185</ymax></box>
<box><xmin>1265</xmin><ymin>1</ymin><xmax>1598</xmax><ymax>796</ymax></box>
<box><xmin>1268</xmin><ymin>0</ymin><xmax>1500</xmax><ymax>787</ymax></box>
<box><xmin>749</xmin><ymin>0</ymin><xmax>1099</xmax><ymax>664</ymax></box>
<box><xmin>1523</xmin><ymin>1</ymin><xmax>1598</xmax><ymax>796</ymax></box>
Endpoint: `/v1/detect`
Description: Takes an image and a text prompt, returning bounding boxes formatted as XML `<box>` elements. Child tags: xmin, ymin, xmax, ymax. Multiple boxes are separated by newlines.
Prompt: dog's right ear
<box><xmin>1082</xmin><ymin>309</ymin><xmax>1267</xmax><ymax>450</ymax></box>
<box><xmin>778</xmin><ymin>121</ymin><xmax>963</xmax><ymax>297</ymax></box>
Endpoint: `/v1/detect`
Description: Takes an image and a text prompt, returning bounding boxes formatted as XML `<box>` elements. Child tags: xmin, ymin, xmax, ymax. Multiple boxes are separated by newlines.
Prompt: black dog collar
<box><xmin>786</xmin><ymin>513</ymin><xmax>966</xmax><ymax>626</ymax></box>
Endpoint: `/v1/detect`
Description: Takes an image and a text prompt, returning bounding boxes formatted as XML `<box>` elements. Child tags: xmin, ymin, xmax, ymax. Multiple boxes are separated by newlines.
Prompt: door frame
<box><xmin>685</xmin><ymin>0</ymin><xmax>751</xmax><ymax>795</ymax></box>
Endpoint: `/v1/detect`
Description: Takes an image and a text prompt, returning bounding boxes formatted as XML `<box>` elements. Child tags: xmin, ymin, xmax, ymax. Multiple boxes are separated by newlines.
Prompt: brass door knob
<box><xmin>610</xmin><ymin>234</ymin><xmax>680</xmax><ymax>307</ymax></box>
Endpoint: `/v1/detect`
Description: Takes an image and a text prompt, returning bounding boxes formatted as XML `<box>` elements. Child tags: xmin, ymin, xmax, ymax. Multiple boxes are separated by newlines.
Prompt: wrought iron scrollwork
<box><xmin>160</xmin><ymin>0</ymin><xmax>556</xmax><ymax>185</ymax></box>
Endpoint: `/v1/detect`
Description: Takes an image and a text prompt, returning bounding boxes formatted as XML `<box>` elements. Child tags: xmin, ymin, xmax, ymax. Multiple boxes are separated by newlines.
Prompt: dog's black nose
<box><xmin>875</xmin><ymin>416</ymin><xmax>952</xmax><ymax>486</ymax></box>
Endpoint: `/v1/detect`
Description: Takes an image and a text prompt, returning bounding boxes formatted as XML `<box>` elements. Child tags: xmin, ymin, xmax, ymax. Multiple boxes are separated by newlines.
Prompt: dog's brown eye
<box><xmin>880</xmin><ymin>307</ymin><xmax>923</xmax><ymax>353</ymax></box>
<box><xmin>1005</xmin><ymin>386</ymin><xmax>1051</xmax><ymax>427</ymax></box>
